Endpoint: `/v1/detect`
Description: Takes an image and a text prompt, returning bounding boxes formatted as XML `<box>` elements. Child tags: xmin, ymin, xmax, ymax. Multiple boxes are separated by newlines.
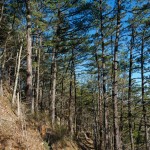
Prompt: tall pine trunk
<box><xmin>69</xmin><ymin>49</ymin><xmax>75</xmax><ymax>139</ymax></box>
<box><xmin>112</xmin><ymin>0</ymin><xmax>122</xmax><ymax>149</ymax></box>
<box><xmin>141</xmin><ymin>32</ymin><xmax>148</xmax><ymax>150</ymax></box>
<box><xmin>72</xmin><ymin>49</ymin><xmax>77</xmax><ymax>137</ymax></box>
<box><xmin>51</xmin><ymin>48</ymin><xmax>57</xmax><ymax>128</ymax></box>
<box><xmin>99</xmin><ymin>0</ymin><xmax>109</xmax><ymax>149</ymax></box>
<box><xmin>12</xmin><ymin>39</ymin><xmax>23</xmax><ymax>104</ymax></box>
<box><xmin>128</xmin><ymin>26</ymin><xmax>134</xmax><ymax>150</ymax></box>
<box><xmin>25</xmin><ymin>0</ymin><xmax>33</xmax><ymax>113</ymax></box>
<box><xmin>69</xmin><ymin>67</ymin><xmax>73</xmax><ymax>139</ymax></box>
<box><xmin>0</xmin><ymin>0</ymin><xmax>4</xmax><ymax>23</ymax></box>
<box><xmin>94</xmin><ymin>48</ymin><xmax>102</xmax><ymax>149</ymax></box>
<box><xmin>35</xmin><ymin>36</ymin><xmax>41</xmax><ymax>113</ymax></box>
<box><xmin>0</xmin><ymin>34</ymin><xmax>10</xmax><ymax>96</ymax></box>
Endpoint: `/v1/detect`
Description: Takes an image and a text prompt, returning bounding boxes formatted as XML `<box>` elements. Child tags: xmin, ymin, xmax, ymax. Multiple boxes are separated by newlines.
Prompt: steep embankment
<box><xmin>0</xmin><ymin>88</ymin><xmax>80</xmax><ymax>150</ymax></box>
<box><xmin>0</xmin><ymin>93</ymin><xmax>45</xmax><ymax>149</ymax></box>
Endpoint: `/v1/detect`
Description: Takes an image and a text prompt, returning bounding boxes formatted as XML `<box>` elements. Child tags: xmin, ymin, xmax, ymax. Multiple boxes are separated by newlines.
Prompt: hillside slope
<box><xmin>0</xmin><ymin>89</ymin><xmax>80</xmax><ymax>150</ymax></box>
<box><xmin>0</xmin><ymin>94</ymin><xmax>45</xmax><ymax>149</ymax></box>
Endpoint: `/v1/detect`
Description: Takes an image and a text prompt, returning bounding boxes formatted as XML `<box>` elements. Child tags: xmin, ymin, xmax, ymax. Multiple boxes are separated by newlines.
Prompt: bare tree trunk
<box><xmin>17</xmin><ymin>92</ymin><xmax>21</xmax><ymax>117</ymax></box>
<box><xmin>120</xmin><ymin>83</ymin><xmax>124</xmax><ymax>149</ymax></box>
<box><xmin>35</xmin><ymin>36</ymin><xmax>41</xmax><ymax>112</ymax></box>
<box><xmin>12</xmin><ymin>39</ymin><xmax>23</xmax><ymax>104</ymax></box>
<box><xmin>25</xmin><ymin>0</ymin><xmax>33</xmax><ymax>113</ymax></box>
<box><xmin>69</xmin><ymin>75</ymin><xmax>74</xmax><ymax>139</ymax></box>
<box><xmin>60</xmin><ymin>78</ymin><xmax>64</xmax><ymax>126</ymax></box>
<box><xmin>128</xmin><ymin>26</ymin><xmax>135</xmax><ymax>150</ymax></box>
<box><xmin>99</xmin><ymin>0</ymin><xmax>109</xmax><ymax>149</ymax></box>
<box><xmin>72</xmin><ymin>50</ymin><xmax>77</xmax><ymax>137</ymax></box>
<box><xmin>141</xmin><ymin>32</ymin><xmax>149</xmax><ymax>150</ymax></box>
<box><xmin>0</xmin><ymin>0</ymin><xmax>4</xmax><ymax>23</ymax></box>
<box><xmin>0</xmin><ymin>37</ymin><xmax>8</xmax><ymax>96</ymax></box>
<box><xmin>40</xmin><ymin>77</ymin><xmax>44</xmax><ymax>111</ymax></box>
<box><xmin>69</xmin><ymin>50</ymin><xmax>74</xmax><ymax>139</ymax></box>
<box><xmin>110</xmin><ymin>35</ymin><xmax>114</xmax><ymax>150</ymax></box>
<box><xmin>0</xmin><ymin>75</ymin><xmax>3</xmax><ymax>96</ymax></box>
<box><xmin>92</xmin><ymin>92</ymin><xmax>98</xmax><ymax>150</ymax></box>
<box><xmin>94</xmin><ymin>48</ymin><xmax>103</xmax><ymax>149</ymax></box>
<box><xmin>74</xmin><ymin>71</ymin><xmax>77</xmax><ymax>136</ymax></box>
<box><xmin>51</xmin><ymin>48</ymin><xmax>57</xmax><ymax>128</ymax></box>
<box><xmin>14</xmin><ymin>52</ymin><xmax>19</xmax><ymax>76</ymax></box>
<box><xmin>137</xmin><ymin>117</ymin><xmax>142</xmax><ymax>149</ymax></box>
<box><xmin>112</xmin><ymin>0</ymin><xmax>122</xmax><ymax>149</ymax></box>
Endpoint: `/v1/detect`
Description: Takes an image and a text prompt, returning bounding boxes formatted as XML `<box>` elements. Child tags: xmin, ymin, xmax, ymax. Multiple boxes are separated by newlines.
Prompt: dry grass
<box><xmin>0</xmin><ymin>92</ymin><xmax>45</xmax><ymax>150</ymax></box>
<box><xmin>51</xmin><ymin>137</ymin><xmax>79</xmax><ymax>150</ymax></box>
<box><xmin>0</xmin><ymin>87</ymin><xmax>80</xmax><ymax>150</ymax></box>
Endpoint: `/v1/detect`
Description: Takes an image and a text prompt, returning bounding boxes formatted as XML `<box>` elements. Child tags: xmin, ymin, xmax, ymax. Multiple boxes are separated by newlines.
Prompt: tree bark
<box><xmin>94</xmin><ymin>48</ymin><xmax>102</xmax><ymax>149</ymax></box>
<box><xmin>141</xmin><ymin>32</ymin><xmax>148</xmax><ymax>150</ymax></box>
<box><xmin>99</xmin><ymin>0</ymin><xmax>110</xmax><ymax>149</ymax></box>
<box><xmin>12</xmin><ymin>39</ymin><xmax>23</xmax><ymax>104</ymax></box>
<box><xmin>17</xmin><ymin>92</ymin><xmax>20</xmax><ymax>117</ymax></box>
<box><xmin>72</xmin><ymin>49</ymin><xmax>77</xmax><ymax>137</ymax></box>
<box><xmin>60</xmin><ymin>78</ymin><xmax>64</xmax><ymax>126</ymax></box>
<box><xmin>92</xmin><ymin>92</ymin><xmax>98</xmax><ymax>150</ymax></box>
<box><xmin>112</xmin><ymin>0</ymin><xmax>122</xmax><ymax>149</ymax></box>
<box><xmin>35</xmin><ymin>36</ymin><xmax>41</xmax><ymax>112</ymax></box>
<box><xmin>69</xmin><ymin>49</ymin><xmax>74</xmax><ymax>139</ymax></box>
<box><xmin>51</xmin><ymin>48</ymin><xmax>57</xmax><ymax>128</ymax></box>
<box><xmin>0</xmin><ymin>35</ymin><xmax>10</xmax><ymax>97</ymax></box>
<box><xmin>69</xmin><ymin>73</ymin><xmax>74</xmax><ymax>139</ymax></box>
<box><xmin>0</xmin><ymin>0</ymin><xmax>4</xmax><ymax>23</ymax></box>
<box><xmin>128</xmin><ymin>26</ymin><xmax>135</xmax><ymax>150</ymax></box>
<box><xmin>25</xmin><ymin>0</ymin><xmax>33</xmax><ymax>113</ymax></box>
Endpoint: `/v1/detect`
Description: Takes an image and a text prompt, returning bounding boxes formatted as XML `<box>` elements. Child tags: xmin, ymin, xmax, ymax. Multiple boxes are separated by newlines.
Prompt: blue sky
<box><xmin>76</xmin><ymin>0</ymin><xmax>150</xmax><ymax>86</ymax></box>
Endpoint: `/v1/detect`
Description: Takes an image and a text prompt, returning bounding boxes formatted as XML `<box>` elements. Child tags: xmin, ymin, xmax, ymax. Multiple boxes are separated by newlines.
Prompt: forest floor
<box><xmin>0</xmin><ymin>87</ymin><xmax>77</xmax><ymax>150</ymax></box>
<box><xmin>0</xmin><ymin>86</ymin><xmax>94</xmax><ymax>150</ymax></box>
<box><xmin>0</xmin><ymin>88</ymin><xmax>45</xmax><ymax>149</ymax></box>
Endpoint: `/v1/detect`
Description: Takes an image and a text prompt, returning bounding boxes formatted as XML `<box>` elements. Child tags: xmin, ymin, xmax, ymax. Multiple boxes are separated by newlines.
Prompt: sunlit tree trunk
<box><xmin>25</xmin><ymin>0</ymin><xmax>33</xmax><ymax>113</ymax></box>
<box><xmin>128</xmin><ymin>26</ymin><xmax>135</xmax><ymax>150</ymax></box>
<box><xmin>69</xmin><ymin>60</ymin><xmax>74</xmax><ymax>139</ymax></box>
<box><xmin>51</xmin><ymin>48</ymin><xmax>57</xmax><ymax>128</ymax></box>
<box><xmin>12</xmin><ymin>39</ymin><xmax>23</xmax><ymax>104</ymax></box>
<box><xmin>0</xmin><ymin>42</ymin><xmax>6</xmax><ymax>97</ymax></box>
<box><xmin>0</xmin><ymin>34</ymin><xmax>10</xmax><ymax>97</ymax></box>
<box><xmin>94</xmin><ymin>48</ymin><xmax>102</xmax><ymax>149</ymax></box>
<box><xmin>60</xmin><ymin>78</ymin><xmax>64</xmax><ymax>126</ymax></box>
<box><xmin>92</xmin><ymin>92</ymin><xmax>98</xmax><ymax>150</ymax></box>
<box><xmin>69</xmin><ymin>49</ymin><xmax>75</xmax><ymax>139</ymax></box>
<box><xmin>112</xmin><ymin>0</ymin><xmax>122</xmax><ymax>149</ymax></box>
<box><xmin>141</xmin><ymin>32</ymin><xmax>148</xmax><ymax>150</ymax></box>
<box><xmin>72</xmin><ymin>49</ymin><xmax>77</xmax><ymax>136</ymax></box>
<box><xmin>35</xmin><ymin>36</ymin><xmax>41</xmax><ymax>113</ymax></box>
<box><xmin>99</xmin><ymin>0</ymin><xmax>109</xmax><ymax>149</ymax></box>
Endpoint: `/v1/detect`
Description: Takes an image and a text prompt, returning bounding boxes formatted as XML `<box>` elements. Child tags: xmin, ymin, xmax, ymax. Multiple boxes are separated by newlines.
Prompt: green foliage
<box><xmin>55</xmin><ymin>124</ymin><xmax>68</xmax><ymax>138</ymax></box>
<box><xmin>0</xmin><ymin>0</ymin><xmax>149</xmax><ymax>149</ymax></box>
<box><xmin>43</xmin><ymin>141</ymin><xmax>50</xmax><ymax>150</ymax></box>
